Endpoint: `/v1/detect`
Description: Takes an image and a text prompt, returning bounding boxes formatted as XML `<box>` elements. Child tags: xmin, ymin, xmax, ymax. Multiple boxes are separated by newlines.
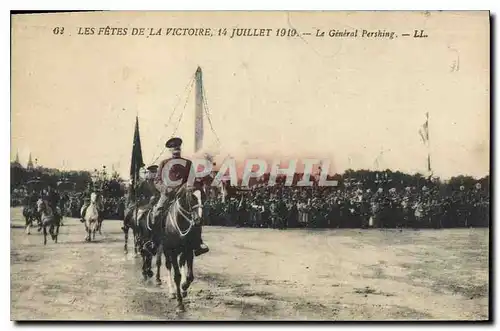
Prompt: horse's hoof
<box><xmin>156</xmin><ymin>279</ymin><xmax>162</xmax><ymax>286</ymax></box>
<box><xmin>181</xmin><ymin>282</ymin><xmax>191</xmax><ymax>291</ymax></box>
<box><xmin>147</xmin><ymin>270</ymin><xmax>154</xmax><ymax>278</ymax></box>
<box><xmin>176</xmin><ymin>304</ymin><xmax>185</xmax><ymax>313</ymax></box>
<box><xmin>181</xmin><ymin>291</ymin><xmax>187</xmax><ymax>298</ymax></box>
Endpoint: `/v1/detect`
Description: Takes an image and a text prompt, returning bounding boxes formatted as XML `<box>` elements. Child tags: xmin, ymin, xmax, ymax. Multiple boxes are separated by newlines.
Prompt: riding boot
<box><xmin>80</xmin><ymin>205</ymin><xmax>88</xmax><ymax>223</ymax></box>
<box><xmin>152</xmin><ymin>193</ymin><xmax>168</xmax><ymax>226</ymax></box>
<box><xmin>193</xmin><ymin>224</ymin><xmax>209</xmax><ymax>256</ymax></box>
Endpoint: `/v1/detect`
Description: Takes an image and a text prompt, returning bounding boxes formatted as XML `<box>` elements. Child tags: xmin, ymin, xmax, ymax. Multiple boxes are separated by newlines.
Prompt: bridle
<box><xmin>167</xmin><ymin>189</ymin><xmax>203</xmax><ymax>237</ymax></box>
<box><xmin>37</xmin><ymin>200</ymin><xmax>53</xmax><ymax>217</ymax></box>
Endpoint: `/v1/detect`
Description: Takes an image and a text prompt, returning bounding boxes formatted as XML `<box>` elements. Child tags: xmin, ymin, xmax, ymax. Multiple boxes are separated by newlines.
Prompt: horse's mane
<box><xmin>175</xmin><ymin>182</ymin><xmax>204</xmax><ymax>198</ymax></box>
<box><xmin>37</xmin><ymin>199</ymin><xmax>53</xmax><ymax>215</ymax></box>
<box><xmin>174</xmin><ymin>183</ymin><xmax>188</xmax><ymax>197</ymax></box>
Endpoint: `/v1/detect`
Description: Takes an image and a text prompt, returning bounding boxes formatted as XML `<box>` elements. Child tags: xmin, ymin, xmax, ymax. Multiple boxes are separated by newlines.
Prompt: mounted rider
<box><xmin>45</xmin><ymin>185</ymin><xmax>61</xmax><ymax>219</ymax></box>
<box><xmin>152</xmin><ymin>137</ymin><xmax>209</xmax><ymax>257</ymax></box>
<box><xmin>80</xmin><ymin>182</ymin><xmax>102</xmax><ymax>223</ymax></box>
<box><xmin>27</xmin><ymin>189</ymin><xmax>40</xmax><ymax>209</ymax></box>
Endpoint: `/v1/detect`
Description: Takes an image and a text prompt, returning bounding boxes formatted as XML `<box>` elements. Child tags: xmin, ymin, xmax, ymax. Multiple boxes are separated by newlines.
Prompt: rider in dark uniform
<box><xmin>122</xmin><ymin>165</ymin><xmax>158</xmax><ymax>224</ymax></box>
<box><xmin>28</xmin><ymin>189</ymin><xmax>39</xmax><ymax>207</ymax></box>
<box><xmin>152</xmin><ymin>137</ymin><xmax>209</xmax><ymax>257</ymax></box>
<box><xmin>46</xmin><ymin>186</ymin><xmax>61</xmax><ymax>219</ymax></box>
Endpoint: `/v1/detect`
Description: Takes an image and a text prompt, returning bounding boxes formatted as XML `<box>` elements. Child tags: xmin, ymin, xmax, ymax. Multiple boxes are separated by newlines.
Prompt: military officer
<box><xmin>153</xmin><ymin>137</ymin><xmax>209</xmax><ymax>256</ymax></box>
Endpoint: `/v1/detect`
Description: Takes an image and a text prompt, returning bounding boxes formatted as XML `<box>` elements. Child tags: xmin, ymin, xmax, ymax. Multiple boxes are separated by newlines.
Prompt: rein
<box><xmin>167</xmin><ymin>191</ymin><xmax>202</xmax><ymax>238</ymax></box>
<box><xmin>38</xmin><ymin>201</ymin><xmax>54</xmax><ymax>219</ymax></box>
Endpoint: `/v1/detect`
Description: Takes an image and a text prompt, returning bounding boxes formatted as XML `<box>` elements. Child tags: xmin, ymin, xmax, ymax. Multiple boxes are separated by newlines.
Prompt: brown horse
<box><xmin>36</xmin><ymin>199</ymin><xmax>61</xmax><ymax>245</ymax></box>
<box><xmin>154</xmin><ymin>184</ymin><xmax>204</xmax><ymax>313</ymax></box>
<box><xmin>23</xmin><ymin>204</ymin><xmax>40</xmax><ymax>235</ymax></box>
<box><xmin>122</xmin><ymin>199</ymin><xmax>151</xmax><ymax>256</ymax></box>
<box><xmin>122</xmin><ymin>198</ymin><xmax>161</xmax><ymax>284</ymax></box>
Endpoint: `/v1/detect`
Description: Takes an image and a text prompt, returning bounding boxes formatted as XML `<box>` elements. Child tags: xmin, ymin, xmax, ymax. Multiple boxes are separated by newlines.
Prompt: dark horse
<box><xmin>23</xmin><ymin>204</ymin><xmax>40</xmax><ymax>235</ymax></box>
<box><xmin>124</xmin><ymin>184</ymin><xmax>204</xmax><ymax>312</ymax></box>
<box><xmin>123</xmin><ymin>198</ymin><xmax>162</xmax><ymax>282</ymax></box>
<box><xmin>36</xmin><ymin>199</ymin><xmax>61</xmax><ymax>245</ymax></box>
<box><xmin>153</xmin><ymin>184</ymin><xmax>204</xmax><ymax>313</ymax></box>
<box><xmin>122</xmin><ymin>201</ymin><xmax>145</xmax><ymax>256</ymax></box>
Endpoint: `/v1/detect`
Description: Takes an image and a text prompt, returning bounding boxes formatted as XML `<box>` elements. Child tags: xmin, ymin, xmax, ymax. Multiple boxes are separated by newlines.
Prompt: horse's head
<box><xmin>36</xmin><ymin>198</ymin><xmax>45</xmax><ymax>213</ymax></box>
<box><xmin>177</xmin><ymin>183</ymin><xmax>205</xmax><ymax>224</ymax></box>
<box><xmin>90</xmin><ymin>192</ymin><xmax>97</xmax><ymax>204</ymax></box>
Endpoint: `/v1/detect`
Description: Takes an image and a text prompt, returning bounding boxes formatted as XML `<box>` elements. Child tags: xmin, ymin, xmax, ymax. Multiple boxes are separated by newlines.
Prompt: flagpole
<box><xmin>426</xmin><ymin>112</ymin><xmax>432</xmax><ymax>179</ymax></box>
<box><xmin>134</xmin><ymin>163</ymin><xmax>138</xmax><ymax>234</ymax></box>
<box><xmin>130</xmin><ymin>115</ymin><xmax>144</xmax><ymax>235</ymax></box>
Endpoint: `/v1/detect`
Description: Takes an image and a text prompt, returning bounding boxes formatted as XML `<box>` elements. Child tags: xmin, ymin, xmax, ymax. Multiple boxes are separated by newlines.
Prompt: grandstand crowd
<box><xmin>11</xmin><ymin>161</ymin><xmax>489</xmax><ymax>229</ymax></box>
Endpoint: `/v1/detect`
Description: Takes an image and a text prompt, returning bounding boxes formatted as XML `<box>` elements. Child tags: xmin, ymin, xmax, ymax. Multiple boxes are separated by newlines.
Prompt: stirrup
<box><xmin>194</xmin><ymin>245</ymin><xmax>209</xmax><ymax>257</ymax></box>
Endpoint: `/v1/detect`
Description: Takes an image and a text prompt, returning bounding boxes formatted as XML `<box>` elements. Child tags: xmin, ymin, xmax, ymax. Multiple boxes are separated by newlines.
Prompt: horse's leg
<box><xmin>141</xmin><ymin>250</ymin><xmax>148</xmax><ymax>280</ymax></box>
<box><xmin>123</xmin><ymin>225</ymin><xmax>129</xmax><ymax>254</ymax></box>
<box><xmin>49</xmin><ymin>224</ymin><xmax>55</xmax><ymax>240</ymax></box>
<box><xmin>181</xmin><ymin>249</ymin><xmax>194</xmax><ymax>298</ymax></box>
<box><xmin>43</xmin><ymin>226</ymin><xmax>47</xmax><ymax>245</ymax></box>
<box><xmin>141</xmin><ymin>247</ymin><xmax>152</xmax><ymax>281</ymax></box>
<box><xmin>178</xmin><ymin>252</ymin><xmax>187</xmax><ymax>294</ymax></box>
<box><xmin>170</xmin><ymin>251</ymin><xmax>185</xmax><ymax>312</ymax></box>
<box><xmin>133</xmin><ymin>228</ymin><xmax>140</xmax><ymax>257</ymax></box>
<box><xmin>132</xmin><ymin>228</ymin><xmax>137</xmax><ymax>255</ymax></box>
<box><xmin>155</xmin><ymin>243</ymin><xmax>162</xmax><ymax>285</ymax></box>
<box><xmin>146</xmin><ymin>253</ymin><xmax>154</xmax><ymax>279</ymax></box>
<box><xmin>87</xmin><ymin>223</ymin><xmax>91</xmax><ymax>242</ymax></box>
<box><xmin>163</xmin><ymin>247</ymin><xmax>175</xmax><ymax>299</ymax></box>
<box><xmin>25</xmin><ymin>217</ymin><xmax>31</xmax><ymax>235</ymax></box>
<box><xmin>55</xmin><ymin>222</ymin><xmax>60</xmax><ymax>243</ymax></box>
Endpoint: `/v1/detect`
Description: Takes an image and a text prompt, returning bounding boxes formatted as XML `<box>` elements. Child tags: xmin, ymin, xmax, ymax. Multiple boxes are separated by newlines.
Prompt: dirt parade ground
<box><xmin>10</xmin><ymin>207</ymin><xmax>489</xmax><ymax>321</ymax></box>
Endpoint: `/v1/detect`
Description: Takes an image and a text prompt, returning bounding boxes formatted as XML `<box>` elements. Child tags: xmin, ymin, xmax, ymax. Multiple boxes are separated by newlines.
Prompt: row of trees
<box><xmin>11</xmin><ymin>162</ymin><xmax>92</xmax><ymax>191</ymax></box>
<box><xmin>11</xmin><ymin>160</ymin><xmax>490</xmax><ymax>196</ymax></box>
<box><xmin>10</xmin><ymin>162</ymin><xmax>127</xmax><ymax>197</ymax></box>
<box><xmin>222</xmin><ymin>169</ymin><xmax>489</xmax><ymax>193</ymax></box>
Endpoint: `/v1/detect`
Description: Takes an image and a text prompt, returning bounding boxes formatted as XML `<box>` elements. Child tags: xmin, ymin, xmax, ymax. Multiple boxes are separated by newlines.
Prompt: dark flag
<box><xmin>130</xmin><ymin>116</ymin><xmax>145</xmax><ymax>183</ymax></box>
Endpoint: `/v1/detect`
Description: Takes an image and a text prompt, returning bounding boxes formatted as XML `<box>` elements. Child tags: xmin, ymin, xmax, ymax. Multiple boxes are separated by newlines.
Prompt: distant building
<box><xmin>27</xmin><ymin>153</ymin><xmax>34</xmax><ymax>170</ymax></box>
<box><xmin>11</xmin><ymin>151</ymin><xmax>22</xmax><ymax>168</ymax></box>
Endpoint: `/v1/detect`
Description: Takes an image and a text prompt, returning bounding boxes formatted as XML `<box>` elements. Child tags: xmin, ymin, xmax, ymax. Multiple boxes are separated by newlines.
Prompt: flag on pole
<box><xmin>418</xmin><ymin>112</ymin><xmax>432</xmax><ymax>176</ymax></box>
<box><xmin>418</xmin><ymin>112</ymin><xmax>430</xmax><ymax>145</ymax></box>
<box><xmin>130</xmin><ymin>116</ymin><xmax>145</xmax><ymax>182</ymax></box>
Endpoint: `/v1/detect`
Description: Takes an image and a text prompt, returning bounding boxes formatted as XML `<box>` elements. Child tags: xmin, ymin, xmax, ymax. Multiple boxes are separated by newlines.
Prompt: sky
<box><xmin>11</xmin><ymin>11</ymin><xmax>490</xmax><ymax>179</ymax></box>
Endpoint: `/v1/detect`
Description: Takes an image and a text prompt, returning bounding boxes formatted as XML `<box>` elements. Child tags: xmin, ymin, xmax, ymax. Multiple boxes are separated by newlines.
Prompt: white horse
<box><xmin>81</xmin><ymin>192</ymin><xmax>101</xmax><ymax>242</ymax></box>
<box><xmin>36</xmin><ymin>199</ymin><xmax>61</xmax><ymax>245</ymax></box>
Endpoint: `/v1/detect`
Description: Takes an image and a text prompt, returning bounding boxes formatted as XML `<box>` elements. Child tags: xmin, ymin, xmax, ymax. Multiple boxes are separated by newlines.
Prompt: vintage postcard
<box><xmin>10</xmin><ymin>11</ymin><xmax>490</xmax><ymax>321</ymax></box>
